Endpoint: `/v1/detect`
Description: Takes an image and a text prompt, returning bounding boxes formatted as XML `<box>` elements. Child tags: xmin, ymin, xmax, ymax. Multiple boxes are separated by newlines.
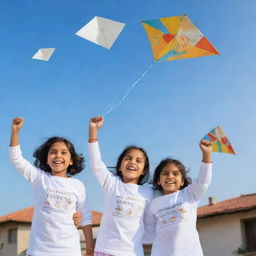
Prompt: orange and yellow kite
<box><xmin>141</xmin><ymin>15</ymin><xmax>220</xmax><ymax>62</ymax></box>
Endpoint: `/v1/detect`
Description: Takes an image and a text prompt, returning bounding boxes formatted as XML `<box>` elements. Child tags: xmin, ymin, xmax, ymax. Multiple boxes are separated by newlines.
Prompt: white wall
<box><xmin>17</xmin><ymin>224</ymin><xmax>30</xmax><ymax>256</ymax></box>
<box><xmin>197</xmin><ymin>210</ymin><xmax>256</xmax><ymax>256</ymax></box>
<box><xmin>0</xmin><ymin>223</ymin><xmax>18</xmax><ymax>256</ymax></box>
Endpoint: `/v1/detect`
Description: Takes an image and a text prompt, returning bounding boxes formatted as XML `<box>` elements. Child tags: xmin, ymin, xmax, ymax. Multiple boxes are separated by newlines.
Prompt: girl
<box><xmin>88</xmin><ymin>116</ymin><xmax>154</xmax><ymax>256</ymax></box>
<box><xmin>150</xmin><ymin>140</ymin><xmax>212</xmax><ymax>256</ymax></box>
<box><xmin>10</xmin><ymin>117</ymin><xmax>94</xmax><ymax>256</ymax></box>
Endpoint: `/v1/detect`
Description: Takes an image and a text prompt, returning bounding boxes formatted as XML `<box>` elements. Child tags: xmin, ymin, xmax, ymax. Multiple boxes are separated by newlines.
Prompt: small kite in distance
<box><xmin>32</xmin><ymin>48</ymin><xmax>55</xmax><ymax>61</ymax></box>
<box><xmin>202</xmin><ymin>126</ymin><xmax>236</xmax><ymax>154</ymax></box>
<box><xmin>76</xmin><ymin>16</ymin><xmax>126</xmax><ymax>49</ymax></box>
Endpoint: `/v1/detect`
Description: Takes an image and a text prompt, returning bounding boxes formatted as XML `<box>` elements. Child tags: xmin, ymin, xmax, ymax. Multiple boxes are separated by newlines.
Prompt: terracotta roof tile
<box><xmin>0</xmin><ymin>206</ymin><xmax>34</xmax><ymax>223</ymax></box>
<box><xmin>0</xmin><ymin>207</ymin><xmax>102</xmax><ymax>226</ymax></box>
<box><xmin>198</xmin><ymin>193</ymin><xmax>256</xmax><ymax>218</ymax></box>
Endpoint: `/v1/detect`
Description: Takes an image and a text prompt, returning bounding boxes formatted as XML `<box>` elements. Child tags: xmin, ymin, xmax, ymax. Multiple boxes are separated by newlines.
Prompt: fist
<box><xmin>90</xmin><ymin>116</ymin><xmax>104</xmax><ymax>129</ymax></box>
<box><xmin>199</xmin><ymin>139</ymin><xmax>212</xmax><ymax>153</ymax></box>
<box><xmin>12</xmin><ymin>117</ymin><xmax>24</xmax><ymax>130</ymax></box>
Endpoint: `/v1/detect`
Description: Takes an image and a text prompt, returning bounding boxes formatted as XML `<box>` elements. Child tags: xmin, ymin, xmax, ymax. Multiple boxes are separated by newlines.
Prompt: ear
<box><xmin>70</xmin><ymin>159</ymin><xmax>73</xmax><ymax>166</ymax></box>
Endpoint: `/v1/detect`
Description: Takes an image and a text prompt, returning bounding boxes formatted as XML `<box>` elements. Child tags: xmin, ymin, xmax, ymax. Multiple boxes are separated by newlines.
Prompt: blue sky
<box><xmin>1</xmin><ymin>0</ymin><xmax>256</xmax><ymax>215</ymax></box>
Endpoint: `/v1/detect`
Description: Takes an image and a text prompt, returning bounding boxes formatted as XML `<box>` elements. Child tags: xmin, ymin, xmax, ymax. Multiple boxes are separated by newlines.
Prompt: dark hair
<box><xmin>115</xmin><ymin>145</ymin><xmax>150</xmax><ymax>185</ymax></box>
<box><xmin>153</xmin><ymin>158</ymin><xmax>191</xmax><ymax>193</ymax></box>
<box><xmin>33</xmin><ymin>137</ymin><xmax>84</xmax><ymax>175</ymax></box>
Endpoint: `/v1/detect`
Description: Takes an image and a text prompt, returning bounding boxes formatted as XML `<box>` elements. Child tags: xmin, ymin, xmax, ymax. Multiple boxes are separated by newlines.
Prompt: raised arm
<box><xmin>88</xmin><ymin>116</ymin><xmax>104</xmax><ymax>143</ymax></box>
<box><xmin>185</xmin><ymin>140</ymin><xmax>212</xmax><ymax>202</ymax></box>
<box><xmin>200</xmin><ymin>139</ymin><xmax>212</xmax><ymax>164</ymax></box>
<box><xmin>88</xmin><ymin>116</ymin><xmax>115</xmax><ymax>192</ymax></box>
<box><xmin>9</xmin><ymin>117</ymin><xmax>39</xmax><ymax>183</ymax></box>
<box><xmin>10</xmin><ymin>117</ymin><xmax>24</xmax><ymax>146</ymax></box>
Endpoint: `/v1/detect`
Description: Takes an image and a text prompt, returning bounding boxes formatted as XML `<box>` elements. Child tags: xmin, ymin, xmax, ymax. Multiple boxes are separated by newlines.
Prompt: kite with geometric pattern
<box><xmin>141</xmin><ymin>15</ymin><xmax>220</xmax><ymax>62</ymax></box>
<box><xmin>202</xmin><ymin>126</ymin><xmax>236</xmax><ymax>154</ymax></box>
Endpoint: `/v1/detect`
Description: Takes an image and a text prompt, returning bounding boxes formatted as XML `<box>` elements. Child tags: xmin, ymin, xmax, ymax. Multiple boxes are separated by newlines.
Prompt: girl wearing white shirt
<box><xmin>88</xmin><ymin>116</ymin><xmax>154</xmax><ymax>256</ymax></box>
<box><xmin>150</xmin><ymin>140</ymin><xmax>212</xmax><ymax>256</ymax></box>
<box><xmin>10</xmin><ymin>117</ymin><xmax>94</xmax><ymax>256</ymax></box>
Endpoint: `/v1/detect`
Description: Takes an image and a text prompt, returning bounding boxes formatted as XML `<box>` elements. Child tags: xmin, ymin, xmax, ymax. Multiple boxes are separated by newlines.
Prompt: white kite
<box><xmin>32</xmin><ymin>48</ymin><xmax>55</xmax><ymax>61</ymax></box>
<box><xmin>76</xmin><ymin>16</ymin><xmax>126</xmax><ymax>49</ymax></box>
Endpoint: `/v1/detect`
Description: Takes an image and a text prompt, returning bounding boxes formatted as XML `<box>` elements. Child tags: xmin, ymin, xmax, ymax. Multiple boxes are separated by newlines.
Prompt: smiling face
<box><xmin>119</xmin><ymin>149</ymin><xmax>146</xmax><ymax>184</ymax></box>
<box><xmin>157</xmin><ymin>163</ymin><xmax>184</xmax><ymax>195</ymax></box>
<box><xmin>47</xmin><ymin>141</ymin><xmax>73</xmax><ymax>177</ymax></box>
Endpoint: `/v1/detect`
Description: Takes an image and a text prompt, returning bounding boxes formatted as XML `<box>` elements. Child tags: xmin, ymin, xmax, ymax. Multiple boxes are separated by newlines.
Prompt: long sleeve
<box><xmin>77</xmin><ymin>184</ymin><xmax>92</xmax><ymax>227</ymax></box>
<box><xmin>9</xmin><ymin>145</ymin><xmax>39</xmax><ymax>184</ymax></box>
<box><xmin>186</xmin><ymin>162</ymin><xmax>212</xmax><ymax>202</ymax></box>
<box><xmin>88</xmin><ymin>142</ymin><xmax>116</xmax><ymax>192</ymax></box>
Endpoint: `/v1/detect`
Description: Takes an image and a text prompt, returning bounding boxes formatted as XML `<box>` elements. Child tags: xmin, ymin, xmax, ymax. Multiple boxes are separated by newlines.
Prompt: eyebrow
<box><xmin>125</xmin><ymin>155</ymin><xmax>144</xmax><ymax>160</ymax></box>
<box><xmin>49</xmin><ymin>148</ymin><xmax>68</xmax><ymax>151</ymax></box>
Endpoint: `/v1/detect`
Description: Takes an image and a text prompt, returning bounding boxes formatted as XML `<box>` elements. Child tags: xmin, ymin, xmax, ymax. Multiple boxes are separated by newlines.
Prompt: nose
<box><xmin>56</xmin><ymin>151</ymin><xmax>62</xmax><ymax>157</ymax></box>
<box><xmin>129</xmin><ymin>158</ymin><xmax>136</xmax><ymax>164</ymax></box>
<box><xmin>168</xmin><ymin>173</ymin><xmax>174</xmax><ymax>178</ymax></box>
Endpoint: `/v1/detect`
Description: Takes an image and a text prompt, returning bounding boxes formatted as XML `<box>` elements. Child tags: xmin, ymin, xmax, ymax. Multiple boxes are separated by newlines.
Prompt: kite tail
<box><xmin>104</xmin><ymin>63</ymin><xmax>154</xmax><ymax>116</ymax></box>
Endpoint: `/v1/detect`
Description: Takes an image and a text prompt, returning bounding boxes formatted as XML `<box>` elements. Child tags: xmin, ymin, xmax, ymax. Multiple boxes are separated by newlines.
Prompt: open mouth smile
<box><xmin>127</xmin><ymin>166</ymin><xmax>137</xmax><ymax>171</ymax></box>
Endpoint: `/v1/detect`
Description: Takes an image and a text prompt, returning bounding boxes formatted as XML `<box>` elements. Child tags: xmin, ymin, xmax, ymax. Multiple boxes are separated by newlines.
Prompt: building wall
<box><xmin>0</xmin><ymin>223</ymin><xmax>18</xmax><ymax>256</ymax></box>
<box><xmin>197</xmin><ymin>210</ymin><xmax>256</xmax><ymax>256</ymax></box>
<box><xmin>17</xmin><ymin>224</ymin><xmax>30</xmax><ymax>256</ymax></box>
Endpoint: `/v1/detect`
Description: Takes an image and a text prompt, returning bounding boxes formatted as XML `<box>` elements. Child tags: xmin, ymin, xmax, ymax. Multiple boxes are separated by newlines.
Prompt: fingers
<box><xmin>200</xmin><ymin>139</ymin><xmax>212</xmax><ymax>147</ymax></box>
<box><xmin>91</xmin><ymin>116</ymin><xmax>103</xmax><ymax>123</ymax></box>
<box><xmin>73</xmin><ymin>212</ymin><xmax>82</xmax><ymax>227</ymax></box>
<box><xmin>13</xmin><ymin>117</ymin><xmax>24</xmax><ymax>125</ymax></box>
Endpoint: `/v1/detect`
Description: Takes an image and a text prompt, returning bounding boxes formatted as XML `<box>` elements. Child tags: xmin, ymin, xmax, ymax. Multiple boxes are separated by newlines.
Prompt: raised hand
<box><xmin>88</xmin><ymin>116</ymin><xmax>104</xmax><ymax>142</ymax></box>
<box><xmin>89</xmin><ymin>116</ymin><xmax>104</xmax><ymax>130</ymax></box>
<box><xmin>10</xmin><ymin>117</ymin><xmax>24</xmax><ymax>146</ymax></box>
<box><xmin>12</xmin><ymin>117</ymin><xmax>24</xmax><ymax>132</ymax></box>
<box><xmin>199</xmin><ymin>140</ymin><xmax>212</xmax><ymax>163</ymax></box>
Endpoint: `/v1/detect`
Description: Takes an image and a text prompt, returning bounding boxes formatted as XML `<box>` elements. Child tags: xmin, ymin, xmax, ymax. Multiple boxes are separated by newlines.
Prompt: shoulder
<box><xmin>139</xmin><ymin>184</ymin><xmax>155</xmax><ymax>200</ymax></box>
<box><xmin>70</xmin><ymin>177</ymin><xmax>85</xmax><ymax>188</ymax></box>
<box><xmin>151</xmin><ymin>192</ymin><xmax>172</xmax><ymax>205</ymax></box>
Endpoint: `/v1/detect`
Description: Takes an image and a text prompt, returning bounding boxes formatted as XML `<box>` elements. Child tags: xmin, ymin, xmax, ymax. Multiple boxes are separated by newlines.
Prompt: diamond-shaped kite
<box><xmin>141</xmin><ymin>15</ymin><xmax>220</xmax><ymax>63</ymax></box>
<box><xmin>202</xmin><ymin>126</ymin><xmax>235</xmax><ymax>154</ymax></box>
<box><xmin>76</xmin><ymin>16</ymin><xmax>126</xmax><ymax>49</ymax></box>
<box><xmin>32</xmin><ymin>48</ymin><xmax>55</xmax><ymax>61</ymax></box>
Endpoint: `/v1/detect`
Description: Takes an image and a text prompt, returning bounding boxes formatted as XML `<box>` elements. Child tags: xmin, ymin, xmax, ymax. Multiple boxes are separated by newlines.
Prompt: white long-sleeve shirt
<box><xmin>88</xmin><ymin>142</ymin><xmax>154</xmax><ymax>256</ymax></box>
<box><xmin>150</xmin><ymin>162</ymin><xmax>212</xmax><ymax>256</ymax></box>
<box><xmin>9</xmin><ymin>145</ymin><xmax>91</xmax><ymax>256</ymax></box>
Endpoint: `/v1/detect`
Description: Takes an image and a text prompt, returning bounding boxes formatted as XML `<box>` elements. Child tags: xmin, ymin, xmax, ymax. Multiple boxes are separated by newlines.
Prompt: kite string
<box><xmin>103</xmin><ymin>63</ymin><xmax>154</xmax><ymax>116</ymax></box>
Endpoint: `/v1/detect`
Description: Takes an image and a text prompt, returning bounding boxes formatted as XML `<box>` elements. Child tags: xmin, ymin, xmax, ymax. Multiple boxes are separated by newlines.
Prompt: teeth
<box><xmin>127</xmin><ymin>166</ymin><xmax>136</xmax><ymax>171</ymax></box>
<box><xmin>53</xmin><ymin>160</ymin><xmax>63</xmax><ymax>164</ymax></box>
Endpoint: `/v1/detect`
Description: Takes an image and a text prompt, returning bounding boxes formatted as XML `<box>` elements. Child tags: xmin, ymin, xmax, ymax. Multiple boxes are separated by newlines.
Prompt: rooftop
<box><xmin>198</xmin><ymin>193</ymin><xmax>256</xmax><ymax>218</ymax></box>
<box><xmin>0</xmin><ymin>206</ymin><xmax>102</xmax><ymax>226</ymax></box>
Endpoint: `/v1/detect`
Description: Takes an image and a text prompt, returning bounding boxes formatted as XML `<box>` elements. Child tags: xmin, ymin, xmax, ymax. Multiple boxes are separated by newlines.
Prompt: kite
<box><xmin>104</xmin><ymin>14</ymin><xmax>219</xmax><ymax>115</ymax></box>
<box><xmin>76</xmin><ymin>16</ymin><xmax>126</xmax><ymax>49</ymax></box>
<box><xmin>202</xmin><ymin>126</ymin><xmax>236</xmax><ymax>154</ymax></box>
<box><xmin>32</xmin><ymin>48</ymin><xmax>55</xmax><ymax>61</ymax></box>
<box><xmin>141</xmin><ymin>14</ymin><xmax>220</xmax><ymax>62</ymax></box>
